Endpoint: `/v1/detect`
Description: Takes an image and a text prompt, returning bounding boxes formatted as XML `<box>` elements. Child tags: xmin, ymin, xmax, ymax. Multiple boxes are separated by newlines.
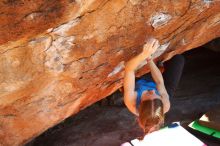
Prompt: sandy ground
<box><xmin>26</xmin><ymin>48</ymin><xmax>220</xmax><ymax>146</ymax></box>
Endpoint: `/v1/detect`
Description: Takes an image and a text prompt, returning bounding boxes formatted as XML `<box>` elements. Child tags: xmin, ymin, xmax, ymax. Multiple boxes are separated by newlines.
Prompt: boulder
<box><xmin>0</xmin><ymin>0</ymin><xmax>220</xmax><ymax>145</ymax></box>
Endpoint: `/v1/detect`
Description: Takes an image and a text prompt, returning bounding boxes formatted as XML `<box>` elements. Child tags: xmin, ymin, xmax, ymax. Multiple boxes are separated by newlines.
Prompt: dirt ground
<box><xmin>26</xmin><ymin>47</ymin><xmax>220</xmax><ymax>146</ymax></box>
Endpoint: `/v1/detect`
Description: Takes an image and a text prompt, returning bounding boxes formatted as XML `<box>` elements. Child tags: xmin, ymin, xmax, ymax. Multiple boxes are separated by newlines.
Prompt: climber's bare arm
<box><xmin>148</xmin><ymin>59</ymin><xmax>170</xmax><ymax>113</ymax></box>
<box><xmin>124</xmin><ymin>38</ymin><xmax>159</xmax><ymax>116</ymax></box>
<box><xmin>148</xmin><ymin>59</ymin><xmax>163</xmax><ymax>85</ymax></box>
<box><xmin>124</xmin><ymin>69</ymin><xmax>138</xmax><ymax>116</ymax></box>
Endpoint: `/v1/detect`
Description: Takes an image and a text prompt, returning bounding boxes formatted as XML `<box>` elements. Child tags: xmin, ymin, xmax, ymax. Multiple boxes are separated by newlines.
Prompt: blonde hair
<box><xmin>138</xmin><ymin>98</ymin><xmax>164</xmax><ymax>136</ymax></box>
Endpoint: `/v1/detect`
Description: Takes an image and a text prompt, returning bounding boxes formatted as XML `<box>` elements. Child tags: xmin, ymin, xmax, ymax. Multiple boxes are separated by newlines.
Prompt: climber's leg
<box><xmin>163</xmin><ymin>54</ymin><xmax>185</xmax><ymax>98</ymax></box>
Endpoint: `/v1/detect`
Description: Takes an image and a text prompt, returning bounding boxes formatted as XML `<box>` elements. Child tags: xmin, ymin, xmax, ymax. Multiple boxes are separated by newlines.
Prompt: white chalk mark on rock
<box><xmin>83</xmin><ymin>33</ymin><xmax>96</xmax><ymax>40</ymax></box>
<box><xmin>129</xmin><ymin>0</ymin><xmax>142</xmax><ymax>5</ymax></box>
<box><xmin>47</xmin><ymin>28</ymin><xmax>53</xmax><ymax>33</ymax></box>
<box><xmin>45</xmin><ymin>36</ymin><xmax>75</xmax><ymax>73</ymax></box>
<box><xmin>24</xmin><ymin>12</ymin><xmax>42</xmax><ymax>21</ymax></box>
<box><xmin>152</xmin><ymin>42</ymin><xmax>170</xmax><ymax>58</ymax></box>
<box><xmin>150</xmin><ymin>13</ymin><xmax>172</xmax><ymax>28</ymax></box>
<box><xmin>108</xmin><ymin>61</ymin><xmax>125</xmax><ymax>77</ymax></box>
<box><xmin>203</xmin><ymin>0</ymin><xmax>213</xmax><ymax>5</ymax></box>
<box><xmin>53</xmin><ymin>19</ymin><xmax>80</xmax><ymax>36</ymax></box>
<box><xmin>203</xmin><ymin>0</ymin><xmax>213</xmax><ymax>8</ymax></box>
<box><xmin>181</xmin><ymin>38</ymin><xmax>187</xmax><ymax>45</ymax></box>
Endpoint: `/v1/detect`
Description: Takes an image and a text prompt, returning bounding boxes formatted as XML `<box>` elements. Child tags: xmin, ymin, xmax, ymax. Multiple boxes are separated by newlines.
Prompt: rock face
<box><xmin>0</xmin><ymin>0</ymin><xmax>220</xmax><ymax>145</ymax></box>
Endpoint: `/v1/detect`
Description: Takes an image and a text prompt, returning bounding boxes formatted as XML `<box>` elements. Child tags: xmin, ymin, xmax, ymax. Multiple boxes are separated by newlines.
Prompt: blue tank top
<box><xmin>135</xmin><ymin>79</ymin><xmax>160</xmax><ymax>110</ymax></box>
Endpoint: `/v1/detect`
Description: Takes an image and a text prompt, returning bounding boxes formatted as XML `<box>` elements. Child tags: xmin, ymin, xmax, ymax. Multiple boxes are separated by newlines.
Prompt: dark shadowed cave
<box><xmin>26</xmin><ymin>46</ymin><xmax>220</xmax><ymax>146</ymax></box>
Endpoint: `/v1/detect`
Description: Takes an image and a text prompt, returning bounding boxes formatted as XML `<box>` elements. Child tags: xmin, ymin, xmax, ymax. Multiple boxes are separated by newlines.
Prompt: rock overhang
<box><xmin>0</xmin><ymin>0</ymin><xmax>220</xmax><ymax>145</ymax></box>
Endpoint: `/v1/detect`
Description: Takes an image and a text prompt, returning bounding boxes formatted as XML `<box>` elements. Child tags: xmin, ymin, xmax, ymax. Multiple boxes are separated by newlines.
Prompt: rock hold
<box><xmin>150</xmin><ymin>12</ymin><xmax>172</xmax><ymax>28</ymax></box>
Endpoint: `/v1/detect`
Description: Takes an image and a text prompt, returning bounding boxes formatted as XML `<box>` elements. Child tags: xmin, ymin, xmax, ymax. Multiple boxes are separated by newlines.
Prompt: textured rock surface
<box><xmin>26</xmin><ymin>47</ymin><xmax>220</xmax><ymax>146</ymax></box>
<box><xmin>0</xmin><ymin>0</ymin><xmax>220</xmax><ymax>145</ymax></box>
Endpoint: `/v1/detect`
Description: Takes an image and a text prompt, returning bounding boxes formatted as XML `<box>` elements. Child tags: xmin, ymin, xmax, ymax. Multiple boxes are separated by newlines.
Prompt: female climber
<box><xmin>123</xmin><ymin>38</ymin><xmax>184</xmax><ymax>135</ymax></box>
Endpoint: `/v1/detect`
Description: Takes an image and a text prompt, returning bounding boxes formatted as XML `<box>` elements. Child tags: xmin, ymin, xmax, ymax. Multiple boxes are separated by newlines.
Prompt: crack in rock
<box><xmin>101</xmin><ymin>78</ymin><xmax>123</xmax><ymax>90</ymax></box>
<box><xmin>82</xmin><ymin>62</ymin><xmax>108</xmax><ymax>74</ymax></box>
<box><xmin>52</xmin><ymin>18</ymin><xmax>80</xmax><ymax>37</ymax></box>
<box><xmin>28</xmin><ymin>36</ymin><xmax>53</xmax><ymax>51</ymax></box>
<box><xmin>45</xmin><ymin>36</ymin><xmax>75</xmax><ymax>73</ymax></box>
<box><xmin>43</xmin><ymin>17</ymin><xmax>82</xmax><ymax>74</ymax></box>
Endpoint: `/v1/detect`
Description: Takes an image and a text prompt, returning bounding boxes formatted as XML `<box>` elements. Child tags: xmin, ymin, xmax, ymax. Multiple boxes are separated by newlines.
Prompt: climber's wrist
<box><xmin>146</xmin><ymin>56</ymin><xmax>153</xmax><ymax>62</ymax></box>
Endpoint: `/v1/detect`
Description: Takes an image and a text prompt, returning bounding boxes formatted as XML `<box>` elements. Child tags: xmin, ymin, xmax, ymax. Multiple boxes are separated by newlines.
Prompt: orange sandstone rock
<box><xmin>0</xmin><ymin>0</ymin><xmax>220</xmax><ymax>145</ymax></box>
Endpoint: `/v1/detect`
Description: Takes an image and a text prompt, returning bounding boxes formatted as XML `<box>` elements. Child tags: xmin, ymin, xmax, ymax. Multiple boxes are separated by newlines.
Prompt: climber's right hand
<box><xmin>142</xmin><ymin>38</ymin><xmax>160</xmax><ymax>58</ymax></box>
